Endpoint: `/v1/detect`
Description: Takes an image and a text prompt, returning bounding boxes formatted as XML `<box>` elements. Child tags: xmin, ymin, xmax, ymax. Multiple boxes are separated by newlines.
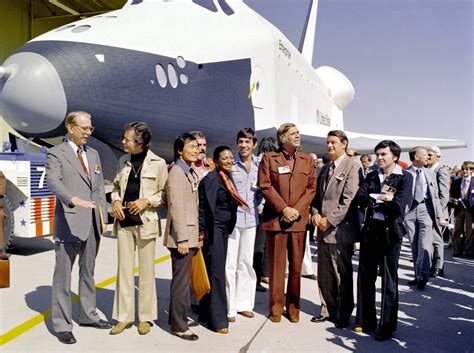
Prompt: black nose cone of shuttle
<box><xmin>0</xmin><ymin>52</ymin><xmax>67</xmax><ymax>135</ymax></box>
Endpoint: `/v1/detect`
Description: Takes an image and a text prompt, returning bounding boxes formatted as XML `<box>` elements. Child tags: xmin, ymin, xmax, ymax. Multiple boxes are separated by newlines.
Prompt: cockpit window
<box><xmin>71</xmin><ymin>25</ymin><xmax>91</xmax><ymax>33</ymax></box>
<box><xmin>192</xmin><ymin>0</ymin><xmax>218</xmax><ymax>13</ymax></box>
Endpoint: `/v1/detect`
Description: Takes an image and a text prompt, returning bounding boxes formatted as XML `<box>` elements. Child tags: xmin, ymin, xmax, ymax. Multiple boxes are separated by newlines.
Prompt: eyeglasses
<box><xmin>347</xmin><ymin>153</ymin><xmax>355</xmax><ymax>157</ymax></box>
<box><xmin>73</xmin><ymin>124</ymin><xmax>95</xmax><ymax>133</ymax></box>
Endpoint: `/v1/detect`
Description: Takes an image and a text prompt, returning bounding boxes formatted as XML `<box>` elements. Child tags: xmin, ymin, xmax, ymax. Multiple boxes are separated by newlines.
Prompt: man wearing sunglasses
<box><xmin>46</xmin><ymin>111</ymin><xmax>111</xmax><ymax>344</ymax></box>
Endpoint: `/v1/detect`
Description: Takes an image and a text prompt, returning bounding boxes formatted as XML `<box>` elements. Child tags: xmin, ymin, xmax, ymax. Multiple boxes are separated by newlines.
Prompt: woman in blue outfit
<box><xmin>198</xmin><ymin>145</ymin><xmax>248</xmax><ymax>334</ymax></box>
<box><xmin>354</xmin><ymin>140</ymin><xmax>413</xmax><ymax>341</ymax></box>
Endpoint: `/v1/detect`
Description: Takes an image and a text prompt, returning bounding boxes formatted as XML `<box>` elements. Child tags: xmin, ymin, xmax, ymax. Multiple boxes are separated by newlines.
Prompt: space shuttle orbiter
<box><xmin>0</xmin><ymin>0</ymin><xmax>465</xmax><ymax>163</ymax></box>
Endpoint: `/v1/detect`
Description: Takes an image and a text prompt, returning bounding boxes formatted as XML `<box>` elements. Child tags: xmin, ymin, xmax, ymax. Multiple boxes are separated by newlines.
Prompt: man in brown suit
<box><xmin>258</xmin><ymin>123</ymin><xmax>316</xmax><ymax>323</ymax></box>
<box><xmin>311</xmin><ymin>130</ymin><xmax>360</xmax><ymax>328</ymax></box>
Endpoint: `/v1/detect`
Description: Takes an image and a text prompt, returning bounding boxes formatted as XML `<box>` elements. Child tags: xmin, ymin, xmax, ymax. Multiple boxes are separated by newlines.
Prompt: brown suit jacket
<box><xmin>313</xmin><ymin>155</ymin><xmax>360</xmax><ymax>244</ymax></box>
<box><xmin>259</xmin><ymin>149</ymin><xmax>316</xmax><ymax>232</ymax></box>
<box><xmin>163</xmin><ymin>163</ymin><xmax>200</xmax><ymax>248</ymax></box>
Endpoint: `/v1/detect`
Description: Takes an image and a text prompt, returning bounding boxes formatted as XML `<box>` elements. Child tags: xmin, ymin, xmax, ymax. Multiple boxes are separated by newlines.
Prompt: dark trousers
<box><xmin>265</xmin><ymin>231</ymin><xmax>305</xmax><ymax>318</ymax></box>
<box><xmin>317</xmin><ymin>242</ymin><xmax>354</xmax><ymax>324</ymax></box>
<box><xmin>356</xmin><ymin>225</ymin><xmax>401</xmax><ymax>334</ymax></box>
<box><xmin>253</xmin><ymin>224</ymin><xmax>268</xmax><ymax>282</ymax></box>
<box><xmin>453</xmin><ymin>209</ymin><xmax>473</xmax><ymax>255</ymax></box>
<box><xmin>169</xmin><ymin>247</ymin><xmax>197</xmax><ymax>333</ymax></box>
<box><xmin>199</xmin><ymin>223</ymin><xmax>229</xmax><ymax>330</ymax></box>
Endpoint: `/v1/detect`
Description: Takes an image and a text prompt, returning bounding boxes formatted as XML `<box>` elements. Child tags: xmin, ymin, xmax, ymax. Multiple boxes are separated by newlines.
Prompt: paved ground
<box><xmin>1</xmin><ymin>226</ymin><xmax>473</xmax><ymax>353</ymax></box>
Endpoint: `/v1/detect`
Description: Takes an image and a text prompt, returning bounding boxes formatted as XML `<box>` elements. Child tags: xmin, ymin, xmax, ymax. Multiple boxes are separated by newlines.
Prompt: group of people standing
<box><xmin>47</xmin><ymin>111</ymin><xmax>467</xmax><ymax>345</ymax></box>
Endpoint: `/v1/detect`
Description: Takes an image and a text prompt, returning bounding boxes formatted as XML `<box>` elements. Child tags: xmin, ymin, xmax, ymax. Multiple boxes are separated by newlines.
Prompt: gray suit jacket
<box><xmin>313</xmin><ymin>155</ymin><xmax>361</xmax><ymax>244</ymax></box>
<box><xmin>46</xmin><ymin>141</ymin><xmax>105</xmax><ymax>242</ymax></box>
<box><xmin>405</xmin><ymin>165</ymin><xmax>443</xmax><ymax>231</ymax></box>
<box><xmin>432</xmin><ymin>164</ymin><xmax>450</xmax><ymax>218</ymax></box>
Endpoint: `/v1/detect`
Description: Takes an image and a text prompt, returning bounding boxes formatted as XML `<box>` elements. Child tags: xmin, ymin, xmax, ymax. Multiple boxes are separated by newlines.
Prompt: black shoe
<box><xmin>173</xmin><ymin>331</ymin><xmax>199</xmax><ymax>341</ymax></box>
<box><xmin>407</xmin><ymin>279</ymin><xmax>418</xmax><ymax>285</ymax></box>
<box><xmin>430</xmin><ymin>268</ymin><xmax>444</xmax><ymax>278</ymax></box>
<box><xmin>311</xmin><ymin>315</ymin><xmax>327</xmax><ymax>323</ymax></box>
<box><xmin>417</xmin><ymin>279</ymin><xmax>427</xmax><ymax>290</ymax></box>
<box><xmin>256</xmin><ymin>283</ymin><xmax>267</xmax><ymax>292</ymax></box>
<box><xmin>335</xmin><ymin>321</ymin><xmax>349</xmax><ymax>329</ymax></box>
<box><xmin>79</xmin><ymin>319</ymin><xmax>113</xmax><ymax>329</ymax></box>
<box><xmin>375</xmin><ymin>330</ymin><xmax>392</xmax><ymax>341</ymax></box>
<box><xmin>56</xmin><ymin>331</ymin><xmax>76</xmax><ymax>344</ymax></box>
<box><xmin>187</xmin><ymin>319</ymin><xmax>199</xmax><ymax>327</ymax></box>
<box><xmin>302</xmin><ymin>274</ymin><xmax>318</xmax><ymax>281</ymax></box>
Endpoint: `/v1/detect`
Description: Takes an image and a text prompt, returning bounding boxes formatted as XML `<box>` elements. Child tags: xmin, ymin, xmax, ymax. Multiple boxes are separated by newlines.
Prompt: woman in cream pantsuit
<box><xmin>110</xmin><ymin>122</ymin><xmax>168</xmax><ymax>335</ymax></box>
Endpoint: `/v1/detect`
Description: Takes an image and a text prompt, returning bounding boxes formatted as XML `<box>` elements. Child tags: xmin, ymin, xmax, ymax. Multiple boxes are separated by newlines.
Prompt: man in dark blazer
<box><xmin>46</xmin><ymin>111</ymin><xmax>111</xmax><ymax>344</ymax></box>
<box><xmin>258</xmin><ymin>123</ymin><xmax>316</xmax><ymax>323</ymax></box>
<box><xmin>450</xmin><ymin>161</ymin><xmax>474</xmax><ymax>257</ymax></box>
<box><xmin>311</xmin><ymin>130</ymin><xmax>360</xmax><ymax>328</ymax></box>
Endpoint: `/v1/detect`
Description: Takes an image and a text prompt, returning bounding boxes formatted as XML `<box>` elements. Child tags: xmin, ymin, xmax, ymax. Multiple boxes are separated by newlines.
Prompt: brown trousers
<box><xmin>265</xmin><ymin>231</ymin><xmax>305</xmax><ymax>318</ymax></box>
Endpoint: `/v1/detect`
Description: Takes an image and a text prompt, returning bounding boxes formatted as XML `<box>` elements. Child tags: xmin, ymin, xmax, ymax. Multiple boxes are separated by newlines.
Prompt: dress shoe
<box><xmin>438</xmin><ymin>268</ymin><xmax>445</xmax><ymax>277</ymax></box>
<box><xmin>269</xmin><ymin>315</ymin><xmax>281</xmax><ymax>323</ymax></box>
<box><xmin>288</xmin><ymin>315</ymin><xmax>299</xmax><ymax>323</ymax></box>
<box><xmin>335</xmin><ymin>321</ymin><xmax>349</xmax><ymax>329</ymax></box>
<box><xmin>56</xmin><ymin>331</ymin><xmax>76</xmax><ymax>344</ymax></box>
<box><xmin>138</xmin><ymin>321</ymin><xmax>151</xmax><ymax>335</ymax></box>
<box><xmin>173</xmin><ymin>331</ymin><xmax>199</xmax><ymax>341</ymax></box>
<box><xmin>79</xmin><ymin>319</ymin><xmax>113</xmax><ymax>329</ymax></box>
<box><xmin>430</xmin><ymin>268</ymin><xmax>443</xmax><ymax>278</ymax></box>
<box><xmin>417</xmin><ymin>279</ymin><xmax>427</xmax><ymax>290</ymax></box>
<box><xmin>228</xmin><ymin>316</ymin><xmax>236</xmax><ymax>323</ymax></box>
<box><xmin>375</xmin><ymin>330</ymin><xmax>392</xmax><ymax>341</ymax></box>
<box><xmin>187</xmin><ymin>318</ymin><xmax>199</xmax><ymax>327</ymax></box>
<box><xmin>260</xmin><ymin>276</ymin><xmax>269</xmax><ymax>284</ymax></box>
<box><xmin>406</xmin><ymin>279</ymin><xmax>418</xmax><ymax>286</ymax></box>
<box><xmin>310</xmin><ymin>315</ymin><xmax>327</xmax><ymax>323</ymax></box>
<box><xmin>238</xmin><ymin>311</ymin><xmax>254</xmax><ymax>318</ymax></box>
<box><xmin>302</xmin><ymin>274</ymin><xmax>318</xmax><ymax>281</ymax></box>
<box><xmin>215</xmin><ymin>328</ymin><xmax>229</xmax><ymax>334</ymax></box>
<box><xmin>256</xmin><ymin>283</ymin><xmax>267</xmax><ymax>292</ymax></box>
<box><xmin>109</xmin><ymin>322</ymin><xmax>133</xmax><ymax>335</ymax></box>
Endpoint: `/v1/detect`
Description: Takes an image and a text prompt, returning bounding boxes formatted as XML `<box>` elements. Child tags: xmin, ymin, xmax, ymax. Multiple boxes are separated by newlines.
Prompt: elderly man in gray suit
<box><xmin>426</xmin><ymin>146</ymin><xmax>450</xmax><ymax>277</ymax></box>
<box><xmin>404</xmin><ymin>146</ymin><xmax>445</xmax><ymax>290</ymax></box>
<box><xmin>311</xmin><ymin>130</ymin><xmax>360</xmax><ymax>328</ymax></box>
<box><xmin>46</xmin><ymin>111</ymin><xmax>111</xmax><ymax>344</ymax></box>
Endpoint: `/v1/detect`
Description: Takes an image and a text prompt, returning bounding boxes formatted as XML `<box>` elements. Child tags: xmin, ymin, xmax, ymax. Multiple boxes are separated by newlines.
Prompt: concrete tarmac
<box><xmin>1</xmin><ymin>227</ymin><xmax>473</xmax><ymax>353</ymax></box>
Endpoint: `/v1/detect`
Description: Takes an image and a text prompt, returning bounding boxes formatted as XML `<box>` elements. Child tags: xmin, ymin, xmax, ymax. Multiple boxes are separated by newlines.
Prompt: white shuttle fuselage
<box><xmin>0</xmin><ymin>0</ymin><xmax>463</xmax><ymax>166</ymax></box>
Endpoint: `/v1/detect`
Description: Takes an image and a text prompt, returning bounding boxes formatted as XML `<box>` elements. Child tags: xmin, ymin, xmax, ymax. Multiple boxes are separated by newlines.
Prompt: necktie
<box><xmin>462</xmin><ymin>177</ymin><xmax>470</xmax><ymax>199</ymax></box>
<box><xmin>414</xmin><ymin>169</ymin><xmax>424</xmax><ymax>203</ymax></box>
<box><xmin>219</xmin><ymin>170</ymin><xmax>250</xmax><ymax>211</ymax></box>
<box><xmin>77</xmin><ymin>147</ymin><xmax>90</xmax><ymax>180</ymax></box>
<box><xmin>326</xmin><ymin>163</ymin><xmax>335</xmax><ymax>182</ymax></box>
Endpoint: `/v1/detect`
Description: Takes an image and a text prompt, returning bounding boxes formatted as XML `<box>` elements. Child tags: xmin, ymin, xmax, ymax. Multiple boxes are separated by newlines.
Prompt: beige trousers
<box><xmin>112</xmin><ymin>225</ymin><xmax>157</xmax><ymax>322</ymax></box>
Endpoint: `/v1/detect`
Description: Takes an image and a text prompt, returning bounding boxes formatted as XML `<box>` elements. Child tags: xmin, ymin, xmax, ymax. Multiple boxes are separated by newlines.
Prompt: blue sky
<box><xmin>245</xmin><ymin>0</ymin><xmax>473</xmax><ymax>167</ymax></box>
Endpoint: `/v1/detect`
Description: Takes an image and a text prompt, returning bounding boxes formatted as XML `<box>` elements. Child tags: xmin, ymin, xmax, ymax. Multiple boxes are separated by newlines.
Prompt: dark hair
<box><xmin>374</xmin><ymin>140</ymin><xmax>401</xmax><ymax>161</ymax></box>
<box><xmin>408</xmin><ymin>146</ymin><xmax>426</xmax><ymax>162</ymax></box>
<box><xmin>213</xmin><ymin>145</ymin><xmax>233</xmax><ymax>162</ymax></box>
<box><xmin>257</xmin><ymin>136</ymin><xmax>278</xmax><ymax>155</ymax></box>
<box><xmin>124</xmin><ymin>121</ymin><xmax>152</xmax><ymax>149</ymax></box>
<box><xmin>360</xmin><ymin>153</ymin><xmax>371</xmax><ymax>161</ymax></box>
<box><xmin>189</xmin><ymin>130</ymin><xmax>206</xmax><ymax>140</ymax></box>
<box><xmin>173</xmin><ymin>133</ymin><xmax>197</xmax><ymax>161</ymax></box>
<box><xmin>236</xmin><ymin>127</ymin><xmax>257</xmax><ymax>144</ymax></box>
<box><xmin>327</xmin><ymin>130</ymin><xmax>349</xmax><ymax>150</ymax></box>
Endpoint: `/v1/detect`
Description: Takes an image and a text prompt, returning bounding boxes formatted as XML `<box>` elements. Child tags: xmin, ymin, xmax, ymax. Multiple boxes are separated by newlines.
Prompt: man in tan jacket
<box><xmin>110</xmin><ymin>122</ymin><xmax>168</xmax><ymax>335</ymax></box>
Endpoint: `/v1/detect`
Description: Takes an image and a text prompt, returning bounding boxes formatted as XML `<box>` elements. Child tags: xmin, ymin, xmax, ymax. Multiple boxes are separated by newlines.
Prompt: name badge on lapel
<box><xmin>278</xmin><ymin>166</ymin><xmax>291</xmax><ymax>174</ymax></box>
<box><xmin>94</xmin><ymin>165</ymin><xmax>101</xmax><ymax>174</ymax></box>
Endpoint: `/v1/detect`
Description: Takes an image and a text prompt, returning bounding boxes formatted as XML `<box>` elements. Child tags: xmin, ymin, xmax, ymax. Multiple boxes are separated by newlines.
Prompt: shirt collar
<box><xmin>66</xmin><ymin>138</ymin><xmax>84</xmax><ymax>154</ymax></box>
<box><xmin>281</xmin><ymin>148</ymin><xmax>296</xmax><ymax>160</ymax></box>
<box><xmin>430</xmin><ymin>162</ymin><xmax>439</xmax><ymax>170</ymax></box>
<box><xmin>332</xmin><ymin>153</ymin><xmax>346</xmax><ymax>169</ymax></box>
<box><xmin>378</xmin><ymin>164</ymin><xmax>403</xmax><ymax>177</ymax></box>
<box><xmin>234</xmin><ymin>153</ymin><xmax>258</xmax><ymax>167</ymax></box>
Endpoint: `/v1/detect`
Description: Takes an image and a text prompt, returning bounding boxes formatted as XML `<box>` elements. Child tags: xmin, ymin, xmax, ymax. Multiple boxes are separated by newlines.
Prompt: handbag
<box><xmin>191</xmin><ymin>249</ymin><xmax>211</xmax><ymax>301</ymax></box>
<box><xmin>118</xmin><ymin>208</ymin><xmax>143</xmax><ymax>228</ymax></box>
